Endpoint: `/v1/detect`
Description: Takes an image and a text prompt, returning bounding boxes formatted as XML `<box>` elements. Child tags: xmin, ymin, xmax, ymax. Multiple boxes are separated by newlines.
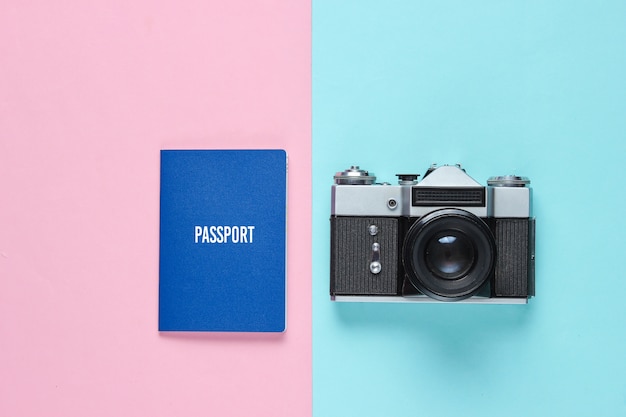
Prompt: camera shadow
<box><xmin>331</xmin><ymin>300</ymin><xmax>536</xmax><ymax>369</ymax></box>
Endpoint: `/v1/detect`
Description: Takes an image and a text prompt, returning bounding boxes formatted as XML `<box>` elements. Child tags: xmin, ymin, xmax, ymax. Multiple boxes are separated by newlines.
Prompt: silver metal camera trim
<box><xmin>331</xmin><ymin>165</ymin><xmax>531</xmax><ymax>218</ymax></box>
<box><xmin>487</xmin><ymin>185</ymin><xmax>532</xmax><ymax>218</ymax></box>
<box><xmin>331</xmin><ymin>295</ymin><xmax>528</xmax><ymax>304</ymax></box>
<box><xmin>331</xmin><ymin>184</ymin><xmax>404</xmax><ymax>216</ymax></box>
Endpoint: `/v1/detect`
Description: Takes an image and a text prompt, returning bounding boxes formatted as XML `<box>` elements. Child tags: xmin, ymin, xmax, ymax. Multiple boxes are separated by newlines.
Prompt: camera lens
<box><xmin>403</xmin><ymin>208</ymin><xmax>495</xmax><ymax>301</ymax></box>
<box><xmin>425</xmin><ymin>232</ymin><xmax>475</xmax><ymax>279</ymax></box>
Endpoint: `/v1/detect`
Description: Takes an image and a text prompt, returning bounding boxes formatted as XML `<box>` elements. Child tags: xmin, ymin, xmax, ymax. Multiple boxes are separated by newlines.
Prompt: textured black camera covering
<box><xmin>331</xmin><ymin>217</ymin><xmax>400</xmax><ymax>295</ymax></box>
<box><xmin>492</xmin><ymin>218</ymin><xmax>533</xmax><ymax>297</ymax></box>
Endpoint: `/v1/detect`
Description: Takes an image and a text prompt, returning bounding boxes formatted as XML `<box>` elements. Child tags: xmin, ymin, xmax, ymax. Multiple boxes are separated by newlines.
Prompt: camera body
<box><xmin>330</xmin><ymin>164</ymin><xmax>535</xmax><ymax>304</ymax></box>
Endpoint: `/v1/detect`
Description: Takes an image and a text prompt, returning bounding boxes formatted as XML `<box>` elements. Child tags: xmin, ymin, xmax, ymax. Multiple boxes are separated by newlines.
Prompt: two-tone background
<box><xmin>2</xmin><ymin>1</ymin><xmax>626</xmax><ymax>416</ymax></box>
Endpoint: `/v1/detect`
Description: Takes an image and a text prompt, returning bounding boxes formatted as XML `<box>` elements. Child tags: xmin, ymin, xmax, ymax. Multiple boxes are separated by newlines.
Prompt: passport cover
<box><xmin>159</xmin><ymin>150</ymin><xmax>287</xmax><ymax>332</ymax></box>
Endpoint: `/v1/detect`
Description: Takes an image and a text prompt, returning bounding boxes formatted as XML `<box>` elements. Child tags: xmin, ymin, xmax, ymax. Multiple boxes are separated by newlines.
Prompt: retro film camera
<box><xmin>330</xmin><ymin>164</ymin><xmax>535</xmax><ymax>303</ymax></box>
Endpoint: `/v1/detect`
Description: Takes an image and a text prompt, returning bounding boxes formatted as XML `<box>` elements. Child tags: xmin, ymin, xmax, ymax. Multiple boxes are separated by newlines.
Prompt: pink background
<box><xmin>0</xmin><ymin>1</ymin><xmax>311</xmax><ymax>416</ymax></box>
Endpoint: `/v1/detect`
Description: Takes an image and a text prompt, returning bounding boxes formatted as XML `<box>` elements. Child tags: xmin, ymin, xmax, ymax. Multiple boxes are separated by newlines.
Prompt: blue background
<box><xmin>312</xmin><ymin>1</ymin><xmax>626</xmax><ymax>416</ymax></box>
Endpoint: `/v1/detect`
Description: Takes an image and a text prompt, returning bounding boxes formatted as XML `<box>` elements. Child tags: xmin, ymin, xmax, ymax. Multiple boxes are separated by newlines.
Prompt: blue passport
<box><xmin>159</xmin><ymin>150</ymin><xmax>287</xmax><ymax>332</ymax></box>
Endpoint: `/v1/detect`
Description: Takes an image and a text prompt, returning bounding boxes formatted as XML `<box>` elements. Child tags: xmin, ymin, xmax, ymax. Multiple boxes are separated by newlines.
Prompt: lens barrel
<box><xmin>403</xmin><ymin>208</ymin><xmax>496</xmax><ymax>301</ymax></box>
